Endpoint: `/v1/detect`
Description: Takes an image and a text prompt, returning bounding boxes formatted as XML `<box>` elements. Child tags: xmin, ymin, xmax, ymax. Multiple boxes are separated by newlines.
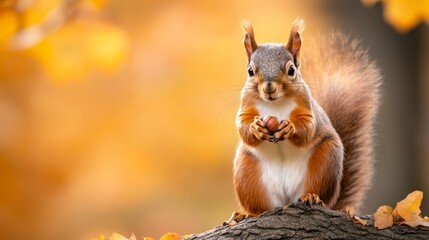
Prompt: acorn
<box><xmin>263</xmin><ymin>115</ymin><xmax>280</xmax><ymax>133</ymax></box>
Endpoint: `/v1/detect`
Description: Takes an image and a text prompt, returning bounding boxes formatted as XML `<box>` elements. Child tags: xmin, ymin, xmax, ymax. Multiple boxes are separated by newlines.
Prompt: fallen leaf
<box><xmin>354</xmin><ymin>217</ymin><xmax>368</xmax><ymax>226</ymax></box>
<box><xmin>160</xmin><ymin>232</ymin><xmax>181</xmax><ymax>240</ymax></box>
<box><xmin>129</xmin><ymin>233</ymin><xmax>137</xmax><ymax>240</ymax></box>
<box><xmin>90</xmin><ymin>234</ymin><xmax>106</xmax><ymax>240</ymax></box>
<box><xmin>109</xmin><ymin>233</ymin><xmax>128</xmax><ymax>240</ymax></box>
<box><xmin>401</xmin><ymin>220</ymin><xmax>429</xmax><ymax>228</ymax></box>
<box><xmin>181</xmin><ymin>234</ymin><xmax>194</xmax><ymax>239</ymax></box>
<box><xmin>143</xmin><ymin>237</ymin><xmax>155</xmax><ymax>240</ymax></box>
<box><xmin>374</xmin><ymin>205</ymin><xmax>394</xmax><ymax>229</ymax></box>
<box><xmin>392</xmin><ymin>208</ymin><xmax>401</xmax><ymax>222</ymax></box>
<box><xmin>346</xmin><ymin>206</ymin><xmax>368</xmax><ymax>226</ymax></box>
<box><xmin>394</xmin><ymin>191</ymin><xmax>423</xmax><ymax>222</ymax></box>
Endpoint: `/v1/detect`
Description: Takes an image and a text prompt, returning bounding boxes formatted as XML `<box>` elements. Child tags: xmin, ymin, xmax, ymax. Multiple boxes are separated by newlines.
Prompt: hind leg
<box><xmin>234</xmin><ymin>147</ymin><xmax>271</xmax><ymax>216</ymax></box>
<box><xmin>304</xmin><ymin>138</ymin><xmax>343</xmax><ymax>208</ymax></box>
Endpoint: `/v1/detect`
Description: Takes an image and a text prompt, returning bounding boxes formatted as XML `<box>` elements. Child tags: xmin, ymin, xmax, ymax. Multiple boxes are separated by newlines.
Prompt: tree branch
<box><xmin>188</xmin><ymin>202</ymin><xmax>429</xmax><ymax>239</ymax></box>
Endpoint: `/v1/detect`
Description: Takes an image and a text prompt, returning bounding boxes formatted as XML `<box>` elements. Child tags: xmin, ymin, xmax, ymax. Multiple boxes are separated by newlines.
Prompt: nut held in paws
<box><xmin>263</xmin><ymin>116</ymin><xmax>280</xmax><ymax>133</ymax></box>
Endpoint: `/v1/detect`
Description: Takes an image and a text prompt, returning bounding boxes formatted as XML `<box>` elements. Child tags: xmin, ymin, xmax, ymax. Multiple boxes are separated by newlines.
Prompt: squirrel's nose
<box><xmin>263</xmin><ymin>82</ymin><xmax>276</xmax><ymax>94</ymax></box>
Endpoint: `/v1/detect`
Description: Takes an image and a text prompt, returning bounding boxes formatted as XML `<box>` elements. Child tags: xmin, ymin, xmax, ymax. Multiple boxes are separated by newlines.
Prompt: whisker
<box><xmin>214</xmin><ymin>97</ymin><xmax>240</xmax><ymax>129</ymax></box>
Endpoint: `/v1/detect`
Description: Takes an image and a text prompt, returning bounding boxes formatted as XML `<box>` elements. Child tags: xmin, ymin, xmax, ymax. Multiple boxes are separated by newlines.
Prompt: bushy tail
<box><xmin>301</xmin><ymin>32</ymin><xmax>381</xmax><ymax>211</ymax></box>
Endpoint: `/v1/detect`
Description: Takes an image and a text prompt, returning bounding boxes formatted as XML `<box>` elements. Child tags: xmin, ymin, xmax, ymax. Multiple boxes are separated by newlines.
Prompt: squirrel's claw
<box><xmin>299</xmin><ymin>193</ymin><xmax>325</xmax><ymax>207</ymax></box>
<box><xmin>250</xmin><ymin>116</ymin><xmax>273</xmax><ymax>141</ymax></box>
<box><xmin>273</xmin><ymin>120</ymin><xmax>295</xmax><ymax>141</ymax></box>
<box><xmin>223</xmin><ymin>212</ymin><xmax>251</xmax><ymax>226</ymax></box>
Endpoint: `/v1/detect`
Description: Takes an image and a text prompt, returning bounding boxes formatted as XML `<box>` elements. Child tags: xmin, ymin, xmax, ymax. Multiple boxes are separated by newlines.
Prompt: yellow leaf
<box><xmin>382</xmin><ymin>0</ymin><xmax>421</xmax><ymax>33</ymax></box>
<box><xmin>362</xmin><ymin>0</ymin><xmax>429</xmax><ymax>33</ymax></box>
<box><xmin>346</xmin><ymin>206</ymin><xmax>368</xmax><ymax>225</ymax></box>
<box><xmin>86</xmin><ymin>22</ymin><xmax>128</xmax><ymax>71</ymax></box>
<box><xmin>30</xmin><ymin>20</ymin><xmax>90</xmax><ymax>81</ymax></box>
<box><xmin>354</xmin><ymin>217</ymin><xmax>368</xmax><ymax>226</ymax></box>
<box><xmin>29</xmin><ymin>18</ymin><xmax>128</xmax><ymax>81</ymax></box>
<box><xmin>109</xmin><ymin>233</ymin><xmax>129</xmax><ymax>240</ymax></box>
<box><xmin>90</xmin><ymin>234</ymin><xmax>106</xmax><ymax>240</ymax></box>
<box><xmin>160</xmin><ymin>232</ymin><xmax>182</xmax><ymax>240</ymax></box>
<box><xmin>0</xmin><ymin>8</ymin><xmax>19</xmax><ymax>45</ymax></box>
<box><xmin>181</xmin><ymin>234</ymin><xmax>194</xmax><ymax>239</ymax></box>
<box><xmin>143</xmin><ymin>237</ymin><xmax>155</xmax><ymax>240</ymax></box>
<box><xmin>394</xmin><ymin>190</ymin><xmax>423</xmax><ymax>222</ymax></box>
<box><xmin>22</xmin><ymin>0</ymin><xmax>59</xmax><ymax>27</ymax></box>
<box><xmin>88</xmin><ymin>0</ymin><xmax>107</xmax><ymax>9</ymax></box>
<box><xmin>401</xmin><ymin>219</ymin><xmax>429</xmax><ymax>227</ymax></box>
<box><xmin>374</xmin><ymin>205</ymin><xmax>394</xmax><ymax>229</ymax></box>
<box><xmin>129</xmin><ymin>233</ymin><xmax>137</xmax><ymax>240</ymax></box>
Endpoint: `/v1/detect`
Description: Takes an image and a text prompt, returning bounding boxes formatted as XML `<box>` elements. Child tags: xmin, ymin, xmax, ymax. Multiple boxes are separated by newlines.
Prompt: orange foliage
<box><xmin>372</xmin><ymin>191</ymin><xmax>429</xmax><ymax>229</ymax></box>
<box><xmin>0</xmin><ymin>0</ymin><xmax>128</xmax><ymax>82</ymax></box>
<box><xmin>30</xmin><ymin>19</ymin><xmax>128</xmax><ymax>81</ymax></box>
<box><xmin>362</xmin><ymin>0</ymin><xmax>429</xmax><ymax>32</ymax></box>
<box><xmin>0</xmin><ymin>1</ymin><xmax>427</xmax><ymax>240</ymax></box>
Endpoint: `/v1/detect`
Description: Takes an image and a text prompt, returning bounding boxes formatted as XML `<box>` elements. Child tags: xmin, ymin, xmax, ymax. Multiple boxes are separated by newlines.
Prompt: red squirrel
<box><xmin>233</xmin><ymin>19</ymin><xmax>381</xmax><ymax>218</ymax></box>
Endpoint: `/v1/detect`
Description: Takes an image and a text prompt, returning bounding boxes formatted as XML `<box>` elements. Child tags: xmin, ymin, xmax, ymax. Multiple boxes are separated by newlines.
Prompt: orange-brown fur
<box><xmin>301</xmin><ymin>32</ymin><xmax>381</xmax><ymax>211</ymax></box>
<box><xmin>234</xmin><ymin>147</ymin><xmax>271</xmax><ymax>215</ymax></box>
<box><xmin>234</xmin><ymin>19</ymin><xmax>380</xmax><ymax>215</ymax></box>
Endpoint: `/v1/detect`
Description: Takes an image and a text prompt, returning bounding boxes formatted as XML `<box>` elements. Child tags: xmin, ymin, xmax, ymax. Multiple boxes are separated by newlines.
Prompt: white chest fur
<box><xmin>250</xmin><ymin>99</ymin><xmax>313</xmax><ymax>208</ymax></box>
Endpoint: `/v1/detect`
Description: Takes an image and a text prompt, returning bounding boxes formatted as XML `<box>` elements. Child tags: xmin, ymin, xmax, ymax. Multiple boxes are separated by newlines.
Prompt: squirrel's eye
<box><xmin>247</xmin><ymin>66</ymin><xmax>254</xmax><ymax>76</ymax></box>
<box><xmin>287</xmin><ymin>65</ymin><xmax>296</xmax><ymax>77</ymax></box>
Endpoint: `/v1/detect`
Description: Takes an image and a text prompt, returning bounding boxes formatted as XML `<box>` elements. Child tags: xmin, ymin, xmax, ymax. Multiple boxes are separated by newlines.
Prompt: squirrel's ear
<box><xmin>242</xmin><ymin>20</ymin><xmax>258</xmax><ymax>59</ymax></box>
<box><xmin>286</xmin><ymin>32</ymin><xmax>301</xmax><ymax>66</ymax></box>
<box><xmin>286</xmin><ymin>18</ymin><xmax>305</xmax><ymax>67</ymax></box>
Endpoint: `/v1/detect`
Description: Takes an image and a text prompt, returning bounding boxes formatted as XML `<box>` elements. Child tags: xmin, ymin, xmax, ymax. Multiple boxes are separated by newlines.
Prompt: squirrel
<box><xmin>232</xmin><ymin>18</ymin><xmax>381</xmax><ymax>219</ymax></box>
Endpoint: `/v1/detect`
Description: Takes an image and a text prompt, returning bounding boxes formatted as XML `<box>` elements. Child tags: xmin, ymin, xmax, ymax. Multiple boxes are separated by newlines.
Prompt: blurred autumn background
<box><xmin>0</xmin><ymin>0</ymin><xmax>428</xmax><ymax>239</ymax></box>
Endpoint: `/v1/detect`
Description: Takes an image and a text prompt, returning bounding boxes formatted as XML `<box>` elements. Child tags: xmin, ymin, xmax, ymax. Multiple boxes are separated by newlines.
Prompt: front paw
<box><xmin>250</xmin><ymin>116</ymin><xmax>272</xmax><ymax>141</ymax></box>
<box><xmin>299</xmin><ymin>193</ymin><xmax>325</xmax><ymax>207</ymax></box>
<box><xmin>272</xmin><ymin>120</ymin><xmax>295</xmax><ymax>142</ymax></box>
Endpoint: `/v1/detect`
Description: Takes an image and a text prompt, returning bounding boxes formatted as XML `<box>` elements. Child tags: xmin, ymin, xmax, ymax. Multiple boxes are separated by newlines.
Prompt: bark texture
<box><xmin>188</xmin><ymin>202</ymin><xmax>429</xmax><ymax>239</ymax></box>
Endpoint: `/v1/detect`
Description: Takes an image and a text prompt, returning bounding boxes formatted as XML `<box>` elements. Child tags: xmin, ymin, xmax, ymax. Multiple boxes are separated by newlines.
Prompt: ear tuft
<box><xmin>287</xmin><ymin>17</ymin><xmax>305</xmax><ymax>67</ymax></box>
<box><xmin>242</xmin><ymin>20</ymin><xmax>258</xmax><ymax>59</ymax></box>
<box><xmin>291</xmin><ymin>17</ymin><xmax>305</xmax><ymax>35</ymax></box>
